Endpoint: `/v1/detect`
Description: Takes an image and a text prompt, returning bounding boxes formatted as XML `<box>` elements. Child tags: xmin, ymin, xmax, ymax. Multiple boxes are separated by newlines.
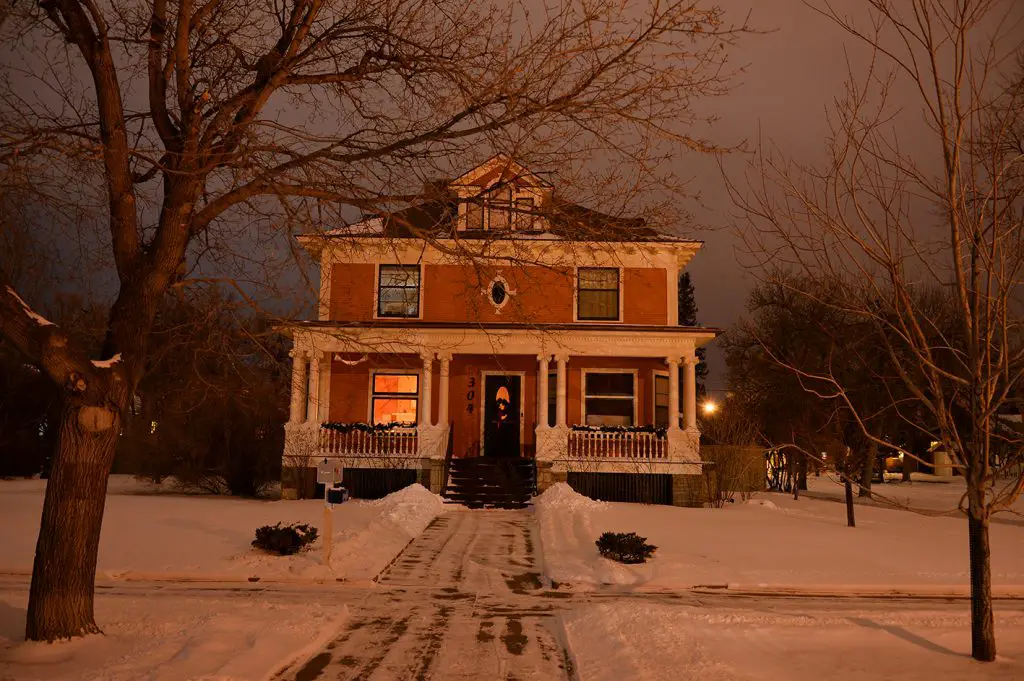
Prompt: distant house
<box><xmin>281</xmin><ymin>157</ymin><xmax>715</xmax><ymax>506</ymax></box>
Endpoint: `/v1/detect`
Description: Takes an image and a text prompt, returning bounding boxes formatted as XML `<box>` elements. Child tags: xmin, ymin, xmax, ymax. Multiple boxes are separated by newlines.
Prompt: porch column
<box><xmin>288</xmin><ymin>350</ymin><xmax>306</xmax><ymax>423</ymax></box>
<box><xmin>419</xmin><ymin>352</ymin><xmax>434</xmax><ymax>428</ymax></box>
<box><xmin>437</xmin><ymin>352</ymin><xmax>451</xmax><ymax>428</ymax></box>
<box><xmin>683</xmin><ymin>354</ymin><xmax>698</xmax><ymax>431</ymax></box>
<box><xmin>554</xmin><ymin>354</ymin><xmax>569</xmax><ymax>427</ymax></box>
<box><xmin>537</xmin><ymin>354</ymin><xmax>550</xmax><ymax>428</ymax></box>
<box><xmin>305</xmin><ymin>351</ymin><xmax>320</xmax><ymax>423</ymax></box>
<box><xmin>665</xmin><ymin>357</ymin><xmax>681</xmax><ymax>431</ymax></box>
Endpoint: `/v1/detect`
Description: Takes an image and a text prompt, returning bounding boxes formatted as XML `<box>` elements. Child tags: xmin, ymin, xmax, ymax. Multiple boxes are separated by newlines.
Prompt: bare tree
<box><xmin>0</xmin><ymin>0</ymin><xmax>750</xmax><ymax>640</ymax></box>
<box><xmin>728</xmin><ymin>0</ymin><xmax>1024</xmax><ymax>661</ymax></box>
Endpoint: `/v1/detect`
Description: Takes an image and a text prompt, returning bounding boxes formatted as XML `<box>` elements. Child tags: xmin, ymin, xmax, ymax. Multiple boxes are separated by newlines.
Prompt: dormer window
<box><xmin>461</xmin><ymin>185</ymin><xmax>540</xmax><ymax>231</ymax></box>
<box><xmin>514</xmin><ymin>197</ymin><xmax>535</xmax><ymax>230</ymax></box>
<box><xmin>489</xmin><ymin>186</ymin><xmax>513</xmax><ymax>230</ymax></box>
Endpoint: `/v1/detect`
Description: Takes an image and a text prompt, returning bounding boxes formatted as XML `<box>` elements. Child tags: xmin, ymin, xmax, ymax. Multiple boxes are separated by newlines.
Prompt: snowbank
<box><xmin>0</xmin><ymin>477</ymin><xmax>445</xmax><ymax>583</ymax></box>
<box><xmin>535</xmin><ymin>484</ymin><xmax>1024</xmax><ymax>591</ymax></box>
<box><xmin>534</xmin><ymin>481</ymin><xmax>607</xmax><ymax>513</ymax></box>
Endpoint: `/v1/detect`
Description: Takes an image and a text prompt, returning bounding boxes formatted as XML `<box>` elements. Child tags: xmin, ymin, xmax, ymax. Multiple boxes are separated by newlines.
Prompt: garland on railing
<box><xmin>321</xmin><ymin>421</ymin><xmax>416</xmax><ymax>434</ymax></box>
<box><xmin>570</xmin><ymin>424</ymin><xmax>668</xmax><ymax>439</ymax></box>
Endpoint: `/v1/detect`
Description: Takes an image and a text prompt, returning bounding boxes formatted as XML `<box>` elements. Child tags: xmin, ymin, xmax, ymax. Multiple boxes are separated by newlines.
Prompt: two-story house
<box><xmin>283</xmin><ymin>157</ymin><xmax>715</xmax><ymax>506</ymax></box>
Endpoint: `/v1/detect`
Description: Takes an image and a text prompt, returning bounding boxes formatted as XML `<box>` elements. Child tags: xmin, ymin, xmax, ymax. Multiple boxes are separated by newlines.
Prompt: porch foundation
<box><xmin>671</xmin><ymin>473</ymin><xmax>706</xmax><ymax>508</ymax></box>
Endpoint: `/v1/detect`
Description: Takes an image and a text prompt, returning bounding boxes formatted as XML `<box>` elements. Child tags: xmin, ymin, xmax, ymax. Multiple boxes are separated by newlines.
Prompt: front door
<box><xmin>483</xmin><ymin>374</ymin><xmax>522</xmax><ymax>457</ymax></box>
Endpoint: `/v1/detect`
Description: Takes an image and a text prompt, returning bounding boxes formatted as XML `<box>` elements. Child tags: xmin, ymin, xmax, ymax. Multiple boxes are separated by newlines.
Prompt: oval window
<box><xmin>491</xmin><ymin>281</ymin><xmax>507</xmax><ymax>305</ymax></box>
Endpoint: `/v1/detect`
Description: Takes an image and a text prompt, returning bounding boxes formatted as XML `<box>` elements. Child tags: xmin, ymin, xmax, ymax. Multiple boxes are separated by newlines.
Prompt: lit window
<box><xmin>584</xmin><ymin>372</ymin><xmax>635</xmax><ymax>426</ymax></box>
<box><xmin>371</xmin><ymin>373</ymin><xmax>419</xmax><ymax>424</ymax></box>
<box><xmin>654</xmin><ymin>374</ymin><xmax>670</xmax><ymax>428</ymax></box>
<box><xmin>577</xmin><ymin>268</ymin><xmax>619</xmax><ymax>321</ymax></box>
<box><xmin>377</xmin><ymin>265</ymin><xmax>420</xmax><ymax>318</ymax></box>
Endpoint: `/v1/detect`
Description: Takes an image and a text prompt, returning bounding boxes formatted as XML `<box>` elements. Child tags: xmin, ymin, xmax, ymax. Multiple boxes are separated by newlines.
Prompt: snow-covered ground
<box><xmin>565</xmin><ymin>602</ymin><xmax>1024</xmax><ymax>681</ymax></box>
<box><xmin>0</xmin><ymin>589</ymin><xmax>346</xmax><ymax>681</ymax></box>
<box><xmin>0</xmin><ymin>476</ymin><xmax>445</xmax><ymax>582</ymax></box>
<box><xmin>535</xmin><ymin>482</ymin><xmax>1024</xmax><ymax>591</ymax></box>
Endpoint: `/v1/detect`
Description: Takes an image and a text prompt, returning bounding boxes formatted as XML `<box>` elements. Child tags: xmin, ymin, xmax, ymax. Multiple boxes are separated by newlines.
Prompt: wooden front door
<box><xmin>482</xmin><ymin>374</ymin><xmax>522</xmax><ymax>457</ymax></box>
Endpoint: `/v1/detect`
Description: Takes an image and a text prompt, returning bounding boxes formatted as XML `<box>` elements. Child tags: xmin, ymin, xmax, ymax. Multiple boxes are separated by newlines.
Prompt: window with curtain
<box><xmin>654</xmin><ymin>374</ymin><xmax>670</xmax><ymax>428</ymax></box>
<box><xmin>371</xmin><ymin>373</ymin><xmax>419</xmax><ymax>424</ymax></box>
<box><xmin>577</xmin><ymin>268</ymin><xmax>620</xmax><ymax>321</ymax></box>
<box><xmin>584</xmin><ymin>372</ymin><xmax>635</xmax><ymax>426</ymax></box>
<box><xmin>377</xmin><ymin>265</ymin><xmax>420</xmax><ymax>318</ymax></box>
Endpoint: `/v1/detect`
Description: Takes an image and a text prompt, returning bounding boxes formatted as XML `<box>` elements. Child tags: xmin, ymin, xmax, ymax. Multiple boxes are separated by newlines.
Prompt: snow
<box><xmin>564</xmin><ymin>602</ymin><xmax>1024</xmax><ymax>681</ymax></box>
<box><xmin>0</xmin><ymin>476</ymin><xmax>444</xmax><ymax>583</ymax></box>
<box><xmin>534</xmin><ymin>481</ymin><xmax>1024</xmax><ymax>591</ymax></box>
<box><xmin>90</xmin><ymin>354</ymin><xmax>121</xmax><ymax>369</ymax></box>
<box><xmin>5</xmin><ymin>285</ymin><xmax>54</xmax><ymax>327</ymax></box>
<box><xmin>0</xmin><ymin>590</ymin><xmax>346</xmax><ymax>681</ymax></box>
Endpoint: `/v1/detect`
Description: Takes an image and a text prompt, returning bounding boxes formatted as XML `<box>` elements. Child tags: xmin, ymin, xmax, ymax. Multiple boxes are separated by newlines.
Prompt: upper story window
<box><xmin>377</xmin><ymin>265</ymin><xmax>420</xmax><ymax>318</ymax></box>
<box><xmin>577</xmin><ymin>267</ymin><xmax>620</xmax><ymax>321</ymax></box>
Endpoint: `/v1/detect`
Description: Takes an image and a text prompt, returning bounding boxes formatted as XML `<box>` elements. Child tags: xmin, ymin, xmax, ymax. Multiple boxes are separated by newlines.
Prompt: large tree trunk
<box><xmin>26</xmin><ymin>392</ymin><xmax>125</xmax><ymax>640</ymax></box>
<box><xmin>967</xmin><ymin>489</ymin><xmax>996</xmax><ymax>661</ymax></box>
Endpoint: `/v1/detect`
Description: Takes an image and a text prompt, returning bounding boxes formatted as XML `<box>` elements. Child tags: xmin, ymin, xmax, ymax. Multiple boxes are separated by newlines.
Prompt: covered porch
<box><xmin>282</xmin><ymin>324</ymin><xmax>711</xmax><ymax>500</ymax></box>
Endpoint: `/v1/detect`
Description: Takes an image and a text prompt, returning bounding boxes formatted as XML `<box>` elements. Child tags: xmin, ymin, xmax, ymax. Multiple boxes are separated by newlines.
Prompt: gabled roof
<box><xmin>449</xmin><ymin>154</ymin><xmax>552</xmax><ymax>189</ymax></box>
<box><xmin>316</xmin><ymin>157</ymin><xmax>697</xmax><ymax>244</ymax></box>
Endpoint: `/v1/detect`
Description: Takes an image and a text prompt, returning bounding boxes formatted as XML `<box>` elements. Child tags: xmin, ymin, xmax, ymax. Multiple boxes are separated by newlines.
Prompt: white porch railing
<box><xmin>566</xmin><ymin>430</ymin><xmax>668</xmax><ymax>460</ymax></box>
<box><xmin>319</xmin><ymin>426</ymin><xmax>419</xmax><ymax>457</ymax></box>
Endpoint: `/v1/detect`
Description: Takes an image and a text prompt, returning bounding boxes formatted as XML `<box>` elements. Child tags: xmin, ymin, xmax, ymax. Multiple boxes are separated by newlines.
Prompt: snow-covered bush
<box><xmin>595</xmin><ymin>531</ymin><xmax>657</xmax><ymax>564</ymax></box>
<box><xmin>252</xmin><ymin>522</ymin><xmax>319</xmax><ymax>555</ymax></box>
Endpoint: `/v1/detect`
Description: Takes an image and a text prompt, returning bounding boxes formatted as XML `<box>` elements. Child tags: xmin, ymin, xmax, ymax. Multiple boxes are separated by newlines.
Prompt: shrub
<box><xmin>595</xmin><ymin>531</ymin><xmax>657</xmax><ymax>564</ymax></box>
<box><xmin>252</xmin><ymin>522</ymin><xmax>319</xmax><ymax>555</ymax></box>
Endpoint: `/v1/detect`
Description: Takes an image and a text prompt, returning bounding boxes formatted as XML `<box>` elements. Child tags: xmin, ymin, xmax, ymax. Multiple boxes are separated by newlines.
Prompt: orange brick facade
<box><xmin>328</xmin><ymin>263</ymin><xmax>668</xmax><ymax>325</ymax></box>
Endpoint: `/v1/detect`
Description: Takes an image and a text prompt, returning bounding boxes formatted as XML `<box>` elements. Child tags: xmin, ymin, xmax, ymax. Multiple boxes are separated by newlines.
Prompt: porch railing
<box><xmin>319</xmin><ymin>426</ymin><xmax>418</xmax><ymax>457</ymax></box>
<box><xmin>567</xmin><ymin>430</ymin><xmax>668</xmax><ymax>460</ymax></box>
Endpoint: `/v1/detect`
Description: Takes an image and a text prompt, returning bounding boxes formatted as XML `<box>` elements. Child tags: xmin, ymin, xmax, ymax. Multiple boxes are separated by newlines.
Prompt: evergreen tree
<box><xmin>678</xmin><ymin>272</ymin><xmax>708</xmax><ymax>400</ymax></box>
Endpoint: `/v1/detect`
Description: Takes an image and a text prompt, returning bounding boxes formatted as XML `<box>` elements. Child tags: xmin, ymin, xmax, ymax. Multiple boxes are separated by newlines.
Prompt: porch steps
<box><xmin>443</xmin><ymin>457</ymin><xmax>536</xmax><ymax>509</ymax></box>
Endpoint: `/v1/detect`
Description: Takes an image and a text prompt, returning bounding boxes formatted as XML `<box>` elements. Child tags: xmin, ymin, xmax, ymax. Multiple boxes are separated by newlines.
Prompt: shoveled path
<box><xmin>273</xmin><ymin>510</ymin><xmax>577</xmax><ymax>681</ymax></box>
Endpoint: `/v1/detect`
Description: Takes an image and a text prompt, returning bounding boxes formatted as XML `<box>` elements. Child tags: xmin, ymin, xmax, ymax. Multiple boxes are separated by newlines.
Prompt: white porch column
<box><xmin>305</xmin><ymin>351</ymin><xmax>320</xmax><ymax>423</ymax></box>
<box><xmin>665</xmin><ymin>357</ymin><xmax>681</xmax><ymax>431</ymax></box>
<box><xmin>437</xmin><ymin>352</ymin><xmax>451</xmax><ymax>428</ymax></box>
<box><xmin>683</xmin><ymin>354</ymin><xmax>698</xmax><ymax>431</ymax></box>
<box><xmin>554</xmin><ymin>354</ymin><xmax>569</xmax><ymax>427</ymax></box>
<box><xmin>419</xmin><ymin>353</ymin><xmax>434</xmax><ymax>428</ymax></box>
<box><xmin>537</xmin><ymin>354</ymin><xmax>550</xmax><ymax>428</ymax></box>
<box><xmin>288</xmin><ymin>351</ymin><xmax>306</xmax><ymax>423</ymax></box>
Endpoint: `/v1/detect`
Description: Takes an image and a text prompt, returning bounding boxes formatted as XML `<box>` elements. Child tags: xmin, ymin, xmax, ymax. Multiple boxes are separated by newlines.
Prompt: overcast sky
<box><xmin>678</xmin><ymin>0</ymin><xmax>1022</xmax><ymax>391</ymax></box>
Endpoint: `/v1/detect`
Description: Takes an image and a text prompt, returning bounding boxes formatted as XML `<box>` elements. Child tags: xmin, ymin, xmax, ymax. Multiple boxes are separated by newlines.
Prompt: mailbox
<box><xmin>326</xmin><ymin>485</ymin><xmax>349</xmax><ymax>505</ymax></box>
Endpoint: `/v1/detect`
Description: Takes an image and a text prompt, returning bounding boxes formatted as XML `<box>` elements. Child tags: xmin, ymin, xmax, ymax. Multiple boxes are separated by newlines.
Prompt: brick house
<box><xmin>282</xmin><ymin>157</ymin><xmax>715</xmax><ymax>506</ymax></box>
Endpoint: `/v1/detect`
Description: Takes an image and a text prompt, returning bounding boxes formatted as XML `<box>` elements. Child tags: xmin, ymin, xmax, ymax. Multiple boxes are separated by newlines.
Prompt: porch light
<box><xmin>702</xmin><ymin>401</ymin><xmax>718</xmax><ymax>415</ymax></box>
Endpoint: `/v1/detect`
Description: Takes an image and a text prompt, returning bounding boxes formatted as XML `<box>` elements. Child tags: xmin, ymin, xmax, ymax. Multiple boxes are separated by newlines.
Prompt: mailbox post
<box><xmin>316</xmin><ymin>458</ymin><xmax>341</xmax><ymax>567</ymax></box>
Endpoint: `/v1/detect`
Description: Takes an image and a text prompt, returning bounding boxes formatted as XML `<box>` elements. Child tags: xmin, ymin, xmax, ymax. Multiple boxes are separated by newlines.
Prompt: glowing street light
<box><xmin>702</xmin><ymin>401</ymin><xmax>718</xmax><ymax>415</ymax></box>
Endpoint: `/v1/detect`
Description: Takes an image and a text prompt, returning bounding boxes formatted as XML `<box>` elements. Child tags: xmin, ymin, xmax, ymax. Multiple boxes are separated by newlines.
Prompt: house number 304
<box><xmin>466</xmin><ymin>376</ymin><xmax>476</xmax><ymax>413</ymax></box>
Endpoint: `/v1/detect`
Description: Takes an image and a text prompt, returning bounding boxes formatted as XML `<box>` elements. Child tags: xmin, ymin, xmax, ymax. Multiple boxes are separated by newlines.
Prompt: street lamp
<box><xmin>702</xmin><ymin>401</ymin><xmax>718</xmax><ymax>416</ymax></box>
